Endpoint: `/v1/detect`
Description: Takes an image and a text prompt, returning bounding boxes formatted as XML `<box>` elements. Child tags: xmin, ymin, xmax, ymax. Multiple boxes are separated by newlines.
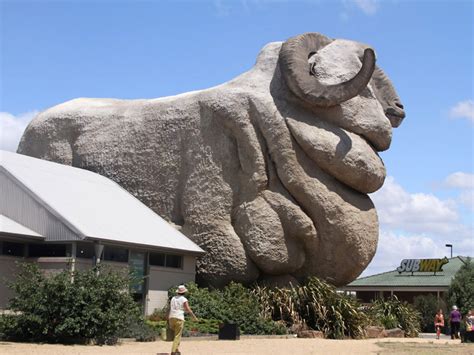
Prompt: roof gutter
<box><xmin>84</xmin><ymin>236</ymin><xmax>205</xmax><ymax>256</ymax></box>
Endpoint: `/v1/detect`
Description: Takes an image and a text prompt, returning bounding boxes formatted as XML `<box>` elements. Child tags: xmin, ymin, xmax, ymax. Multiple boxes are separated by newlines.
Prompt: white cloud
<box><xmin>0</xmin><ymin>111</ymin><xmax>38</xmax><ymax>152</ymax></box>
<box><xmin>371</xmin><ymin>176</ymin><xmax>461</xmax><ymax>235</ymax></box>
<box><xmin>443</xmin><ymin>172</ymin><xmax>474</xmax><ymax>210</ymax></box>
<box><xmin>354</xmin><ymin>0</ymin><xmax>379</xmax><ymax>15</ymax></box>
<box><xmin>363</xmin><ymin>175</ymin><xmax>474</xmax><ymax>276</ymax></box>
<box><xmin>459</xmin><ymin>190</ymin><xmax>474</xmax><ymax>211</ymax></box>
<box><xmin>449</xmin><ymin>99</ymin><xmax>474</xmax><ymax>122</ymax></box>
<box><xmin>444</xmin><ymin>172</ymin><xmax>474</xmax><ymax>190</ymax></box>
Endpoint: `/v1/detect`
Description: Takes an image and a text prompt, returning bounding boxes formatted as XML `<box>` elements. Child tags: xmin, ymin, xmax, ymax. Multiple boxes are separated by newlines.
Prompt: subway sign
<box><xmin>396</xmin><ymin>257</ymin><xmax>449</xmax><ymax>274</ymax></box>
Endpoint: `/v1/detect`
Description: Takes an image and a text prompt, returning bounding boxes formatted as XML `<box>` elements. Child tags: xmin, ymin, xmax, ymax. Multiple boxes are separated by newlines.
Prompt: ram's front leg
<box><xmin>181</xmin><ymin>174</ymin><xmax>261</xmax><ymax>286</ymax></box>
<box><xmin>233</xmin><ymin>191</ymin><xmax>317</xmax><ymax>284</ymax></box>
<box><xmin>184</xmin><ymin>222</ymin><xmax>260</xmax><ymax>287</ymax></box>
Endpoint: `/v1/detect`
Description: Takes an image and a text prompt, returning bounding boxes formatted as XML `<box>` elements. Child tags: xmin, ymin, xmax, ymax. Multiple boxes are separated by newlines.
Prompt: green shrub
<box><xmin>117</xmin><ymin>317</ymin><xmax>159</xmax><ymax>342</ymax></box>
<box><xmin>148</xmin><ymin>307</ymin><xmax>168</xmax><ymax>322</ymax></box>
<box><xmin>1</xmin><ymin>263</ymin><xmax>141</xmax><ymax>344</ymax></box>
<box><xmin>413</xmin><ymin>294</ymin><xmax>446</xmax><ymax>333</ymax></box>
<box><xmin>184</xmin><ymin>318</ymin><xmax>220</xmax><ymax>335</ymax></box>
<box><xmin>254</xmin><ymin>277</ymin><xmax>369</xmax><ymax>339</ymax></box>
<box><xmin>166</xmin><ymin>282</ymin><xmax>286</xmax><ymax>335</ymax></box>
<box><xmin>131</xmin><ymin>322</ymin><xmax>158</xmax><ymax>342</ymax></box>
<box><xmin>367</xmin><ymin>296</ymin><xmax>421</xmax><ymax>337</ymax></box>
<box><xmin>146</xmin><ymin>320</ymin><xmax>167</xmax><ymax>332</ymax></box>
<box><xmin>147</xmin><ymin>318</ymin><xmax>222</xmax><ymax>336</ymax></box>
<box><xmin>448</xmin><ymin>257</ymin><xmax>474</xmax><ymax>315</ymax></box>
<box><xmin>0</xmin><ymin>314</ymin><xmax>20</xmax><ymax>340</ymax></box>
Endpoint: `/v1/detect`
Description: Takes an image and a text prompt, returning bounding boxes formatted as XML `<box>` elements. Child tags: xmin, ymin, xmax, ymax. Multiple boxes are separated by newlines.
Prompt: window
<box><xmin>1</xmin><ymin>241</ymin><xmax>25</xmax><ymax>257</ymax></box>
<box><xmin>28</xmin><ymin>243</ymin><xmax>71</xmax><ymax>257</ymax></box>
<box><xmin>76</xmin><ymin>243</ymin><xmax>95</xmax><ymax>259</ymax></box>
<box><xmin>166</xmin><ymin>254</ymin><xmax>183</xmax><ymax>268</ymax></box>
<box><xmin>149</xmin><ymin>252</ymin><xmax>183</xmax><ymax>269</ymax></box>
<box><xmin>149</xmin><ymin>252</ymin><xmax>165</xmax><ymax>266</ymax></box>
<box><xmin>103</xmin><ymin>246</ymin><xmax>128</xmax><ymax>262</ymax></box>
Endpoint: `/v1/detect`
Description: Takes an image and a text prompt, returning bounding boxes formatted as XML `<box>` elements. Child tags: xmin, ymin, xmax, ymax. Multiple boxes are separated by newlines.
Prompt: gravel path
<box><xmin>0</xmin><ymin>337</ymin><xmax>467</xmax><ymax>355</ymax></box>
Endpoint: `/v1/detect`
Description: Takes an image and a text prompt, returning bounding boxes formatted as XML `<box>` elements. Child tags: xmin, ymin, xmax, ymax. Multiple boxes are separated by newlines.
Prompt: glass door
<box><xmin>129</xmin><ymin>251</ymin><xmax>146</xmax><ymax>304</ymax></box>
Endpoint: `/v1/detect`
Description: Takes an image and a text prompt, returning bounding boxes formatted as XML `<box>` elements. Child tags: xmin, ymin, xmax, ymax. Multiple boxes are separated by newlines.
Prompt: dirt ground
<box><xmin>0</xmin><ymin>337</ymin><xmax>472</xmax><ymax>355</ymax></box>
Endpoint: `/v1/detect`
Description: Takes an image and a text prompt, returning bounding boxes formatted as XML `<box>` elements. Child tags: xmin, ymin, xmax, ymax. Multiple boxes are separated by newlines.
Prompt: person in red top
<box><xmin>434</xmin><ymin>309</ymin><xmax>445</xmax><ymax>339</ymax></box>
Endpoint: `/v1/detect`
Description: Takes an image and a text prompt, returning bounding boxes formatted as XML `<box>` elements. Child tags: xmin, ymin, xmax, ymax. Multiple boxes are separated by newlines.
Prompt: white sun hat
<box><xmin>176</xmin><ymin>285</ymin><xmax>188</xmax><ymax>294</ymax></box>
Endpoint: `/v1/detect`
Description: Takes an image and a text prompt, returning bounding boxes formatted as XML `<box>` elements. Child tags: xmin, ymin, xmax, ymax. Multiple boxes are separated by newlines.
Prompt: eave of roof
<box><xmin>0</xmin><ymin>214</ymin><xmax>44</xmax><ymax>239</ymax></box>
<box><xmin>1</xmin><ymin>151</ymin><xmax>204</xmax><ymax>254</ymax></box>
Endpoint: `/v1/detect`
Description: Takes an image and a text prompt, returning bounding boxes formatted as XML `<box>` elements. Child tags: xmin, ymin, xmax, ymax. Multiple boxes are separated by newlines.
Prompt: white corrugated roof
<box><xmin>0</xmin><ymin>150</ymin><xmax>203</xmax><ymax>254</ymax></box>
<box><xmin>0</xmin><ymin>214</ymin><xmax>44</xmax><ymax>238</ymax></box>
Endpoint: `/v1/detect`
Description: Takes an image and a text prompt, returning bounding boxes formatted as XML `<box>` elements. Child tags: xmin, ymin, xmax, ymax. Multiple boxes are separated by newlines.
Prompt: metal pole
<box><xmin>70</xmin><ymin>242</ymin><xmax>77</xmax><ymax>283</ymax></box>
<box><xmin>94</xmin><ymin>243</ymin><xmax>104</xmax><ymax>276</ymax></box>
<box><xmin>445</xmin><ymin>244</ymin><xmax>453</xmax><ymax>258</ymax></box>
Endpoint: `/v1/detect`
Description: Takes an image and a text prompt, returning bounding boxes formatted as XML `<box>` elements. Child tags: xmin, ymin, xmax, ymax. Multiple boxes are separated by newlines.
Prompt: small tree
<box><xmin>413</xmin><ymin>294</ymin><xmax>446</xmax><ymax>333</ymax></box>
<box><xmin>448</xmin><ymin>257</ymin><xmax>474</xmax><ymax>315</ymax></box>
<box><xmin>1</xmin><ymin>263</ymin><xmax>141</xmax><ymax>344</ymax></box>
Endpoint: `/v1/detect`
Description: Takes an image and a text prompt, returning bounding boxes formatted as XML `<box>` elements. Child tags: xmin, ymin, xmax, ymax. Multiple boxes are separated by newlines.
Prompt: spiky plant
<box><xmin>253</xmin><ymin>277</ymin><xmax>369</xmax><ymax>339</ymax></box>
<box><xmin>367</xmin><ymin>296</ymin><xmax>421</xmax><ymax>337</ymax></box>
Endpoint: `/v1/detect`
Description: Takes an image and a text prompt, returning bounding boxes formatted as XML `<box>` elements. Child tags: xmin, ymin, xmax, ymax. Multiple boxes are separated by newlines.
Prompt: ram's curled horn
<box><xmin>279</xmin><ymin>32</ymin><xmax>376</xmax><ymax>107</ymax></box>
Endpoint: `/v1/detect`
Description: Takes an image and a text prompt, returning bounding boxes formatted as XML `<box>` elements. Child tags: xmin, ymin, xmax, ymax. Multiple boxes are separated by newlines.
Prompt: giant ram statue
<box><xmin>18</xmin><ymin>33</ymin><xmax>406</xmax><ymax>287</ymax></box>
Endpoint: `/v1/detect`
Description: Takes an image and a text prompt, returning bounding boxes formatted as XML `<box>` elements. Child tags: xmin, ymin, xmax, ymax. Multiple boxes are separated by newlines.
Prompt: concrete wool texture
<box><xmin>18</xmin><ymin>33</ymin><xmax>405</xmax><ymax>287</ymax></box>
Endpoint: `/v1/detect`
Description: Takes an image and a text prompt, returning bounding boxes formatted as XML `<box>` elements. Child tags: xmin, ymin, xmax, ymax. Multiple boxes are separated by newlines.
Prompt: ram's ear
<box><xmin>279</xmin><ymin>33</ymin><xmax>375</xmax><ymax>107</ymax></box>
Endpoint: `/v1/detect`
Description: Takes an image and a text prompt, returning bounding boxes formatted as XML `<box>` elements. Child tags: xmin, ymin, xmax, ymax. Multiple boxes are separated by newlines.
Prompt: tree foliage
<box><xmin>448</xmin><ymin>257</ymin><xmax>474</xmax><ymax>315</ymax></box>
<box><xmin>413</xmin><ymin>294</ymin><xmax>446</xmax><ymax>333</ymax></box>
<box><xmin>0</xmin><ymin>263</ymin><xmax>141</xmax><ymax>344</ymax></box>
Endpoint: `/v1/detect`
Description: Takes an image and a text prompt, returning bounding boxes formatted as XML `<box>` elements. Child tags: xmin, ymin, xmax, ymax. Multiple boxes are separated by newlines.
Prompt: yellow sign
<box><xmin>397</xmin><ymin>257</ymin><xmax>449</xmax><ymax>274</ymax></box>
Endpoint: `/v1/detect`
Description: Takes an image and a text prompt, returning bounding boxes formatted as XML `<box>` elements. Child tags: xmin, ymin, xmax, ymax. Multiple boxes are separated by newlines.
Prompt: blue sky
<box><xmin>1</xmin><ymin>0</ymin><xmax>473</xmax><ymax>276</ymax></box>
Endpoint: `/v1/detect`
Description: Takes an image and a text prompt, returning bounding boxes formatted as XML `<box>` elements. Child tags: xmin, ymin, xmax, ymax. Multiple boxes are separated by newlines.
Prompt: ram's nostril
<box><xmin>395</xmin><ymin>102</ymin><xmax>404</xmax><ymax>109</ymax></box>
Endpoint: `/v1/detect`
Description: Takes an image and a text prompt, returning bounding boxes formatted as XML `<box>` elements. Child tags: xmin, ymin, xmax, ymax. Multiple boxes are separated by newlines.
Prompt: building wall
<box><xmin>0</xmin><ymin>255</ymin><xmax>24</xmax><ymax>309</ymax></box>
<box><xmin>75</xmin><ymin>258</ymin><xmax>95</xmax><ymax>271</ymax></box>
<box><xmin>101</xmin><ymin>260</ymin><xmax>130</xmax><ymax>275</ymax></box>
<box><xmin>0</xmin><ymin>171</ymin><xmax>79</xmax><ymax>242</ymax></box>
<box><xmin>146</xmin><ymin>255</ymin><xmax>196</xmax><ymax>315</ymax></box>
<box><xmin>391</xmin><ymin>291</ymin><xmax>441</xmax><ymax>303</ymax></box>
<box><xmin>355</xmin><ymin>290</ymin><xmax>377</xmax><ymax>303</ymax></box>
<box><xmin>34</xmin><ymin>257</ymin><xmax>71</xmax><ymax>275</ymax></box>
<box><xmin>356</xmin><ymin>290</ymin><xmax>446</xmax><ymax>304</ymax></box>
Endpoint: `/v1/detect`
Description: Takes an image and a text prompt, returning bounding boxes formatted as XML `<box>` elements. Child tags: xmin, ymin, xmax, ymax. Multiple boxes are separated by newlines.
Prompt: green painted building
<box><xmin>341</xmin><ymin>256</ymin><xmax>471</xmax><ymax>303</ymax></box>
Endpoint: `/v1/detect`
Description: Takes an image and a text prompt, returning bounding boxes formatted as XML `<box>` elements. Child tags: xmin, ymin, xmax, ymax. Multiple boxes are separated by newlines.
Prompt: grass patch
<box><xmin>376</xmin><ymin>341</ymin><xmax>473</xmax><ymax>354</ymax></box>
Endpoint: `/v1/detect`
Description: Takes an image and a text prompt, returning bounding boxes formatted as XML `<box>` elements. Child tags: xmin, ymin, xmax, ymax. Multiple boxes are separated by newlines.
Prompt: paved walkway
<box><xmin>419</xmin><ymin>332</ymin><xmax>453</xmax><ymax>340</ymax></box>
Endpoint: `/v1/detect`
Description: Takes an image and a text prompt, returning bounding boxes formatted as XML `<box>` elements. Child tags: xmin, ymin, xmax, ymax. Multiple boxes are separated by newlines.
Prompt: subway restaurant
<box><xmin>340</xmin><ymin>256</ymin><xmax>470</xmax><ymax>303</ymax></box>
